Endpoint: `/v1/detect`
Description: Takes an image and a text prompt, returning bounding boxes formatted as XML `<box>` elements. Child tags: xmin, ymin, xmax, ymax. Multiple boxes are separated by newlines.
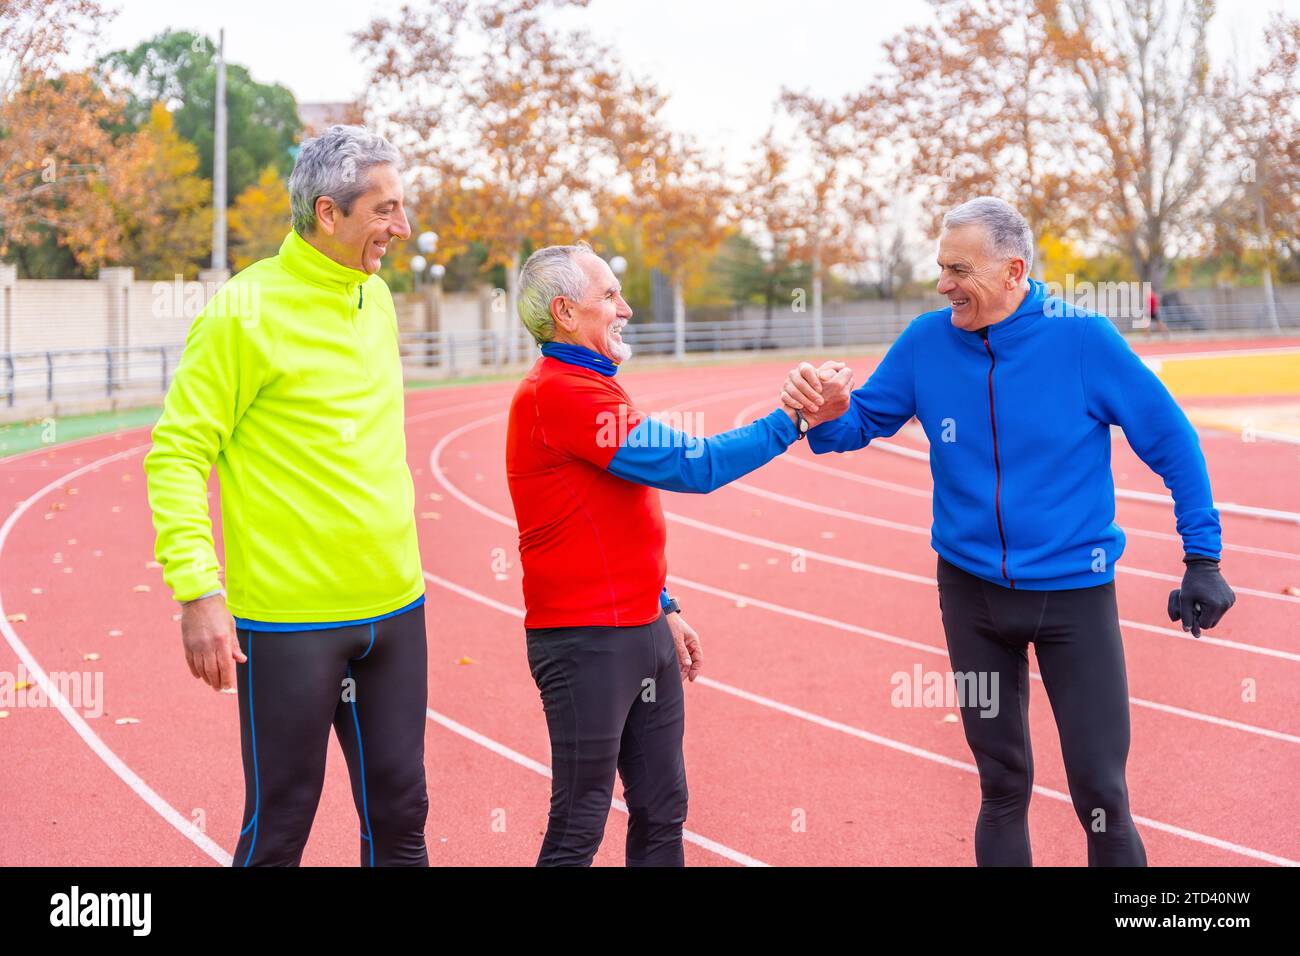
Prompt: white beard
<box><xmin>608</xmin><ymin>327</ymin><xmax>632</xmax><ymax>364</ymax></box>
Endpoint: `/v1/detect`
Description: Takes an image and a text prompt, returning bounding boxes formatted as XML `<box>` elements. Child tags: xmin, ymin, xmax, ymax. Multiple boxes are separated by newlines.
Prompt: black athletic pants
<box><xmin>525</xmin><ymin>613</ymin><xmax>688</xmax><ymax>866</ymax></box>
<box><xmin>232</xmin><ymin>604</ymin><xmax>430</xmax><ymax>867</ymax></box>
<box><xmin>936</xmin><ymin>556</ymin><xmax>1147</xmax><ymax>867</ymax></box>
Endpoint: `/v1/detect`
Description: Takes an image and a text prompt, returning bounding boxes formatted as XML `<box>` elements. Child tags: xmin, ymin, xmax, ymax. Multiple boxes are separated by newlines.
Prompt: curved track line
<box><xmin>734</xmin><ymin>393</ymin><xmax>1300</xmax><ymax>526</ymax></box>
<box><xmin>420</xmin><ymin>564</ymin><xmax>1300</xmax><ymax>867</ymax></box>
<box><xmin>429</xmin><ymin>414</ymin><xmax>1300</xmax><ymax>759</ymax></box>
<box><xmin>0</xmin><ymin>443</ymin><xmax>232</xmax><ymax>866</ymax></box>
<box><xmin>733</xmin><ymin>403</ymin><xmax>1300</xmax><ymax>563</ymax></box>
<box><xmin>421</xmin><ymin>572</ymin><xmax>766</xmax><ymax>867</ymax></box>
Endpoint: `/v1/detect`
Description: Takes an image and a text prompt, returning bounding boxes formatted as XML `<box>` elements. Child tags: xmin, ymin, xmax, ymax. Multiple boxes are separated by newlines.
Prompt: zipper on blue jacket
<box><xmin>979</xmin><ymin>327</ymin><xmax>1015</xmax><ymax>588</ymax></box>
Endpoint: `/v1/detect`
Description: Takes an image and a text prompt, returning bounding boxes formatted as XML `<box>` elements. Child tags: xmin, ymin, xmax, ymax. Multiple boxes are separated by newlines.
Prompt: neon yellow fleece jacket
<box><xmin>143</xmin><ymin>229</ymin><xmax>424</xmax><ymax>622</ymax></box>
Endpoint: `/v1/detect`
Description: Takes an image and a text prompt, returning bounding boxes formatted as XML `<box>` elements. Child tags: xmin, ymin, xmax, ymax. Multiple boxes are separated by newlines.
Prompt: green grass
<box><xmin>0</xmin><ymin>347</ymin><xmax>883</xmax><ymax>460</ymax></box>
<box><xmin>0</xmin><ymin>373</ymin><xmax>529</xmax><ymax>460</ymax></box>
<box><xmin>0</xmin><ymin>406</ymin><xmax>163</xmax><ymax>459</ymax></box>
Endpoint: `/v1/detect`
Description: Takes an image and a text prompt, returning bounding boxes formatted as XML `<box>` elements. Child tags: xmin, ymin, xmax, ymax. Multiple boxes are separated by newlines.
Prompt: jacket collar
<box><xmin>954</xmin><ymin>277</ymin><xmax>1048</xmax><ymax>345</ymax></box>
<box><xmin>277</xmin><ymin>229</ymin><xmax>370</xmax><ymax>291</ymax></box>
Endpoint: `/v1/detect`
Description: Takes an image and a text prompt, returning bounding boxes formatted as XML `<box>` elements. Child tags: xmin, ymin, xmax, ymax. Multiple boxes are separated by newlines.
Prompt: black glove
<box><xmin>1166</xmin><ymin>555</ymin><xmax>1236</xmax><ymax>638</ymax></box>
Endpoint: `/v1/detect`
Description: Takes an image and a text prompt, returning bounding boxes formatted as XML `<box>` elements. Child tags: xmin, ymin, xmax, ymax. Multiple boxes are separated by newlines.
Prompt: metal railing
<box><xmin>4</xmin><ymin>302</ymin><xmax>1297</xmax><ymax>409</ymax></box>
<box><xmin>3</xmin><ymin>345</ymin><xmax>184</xmax><ymax>408</ymax></box>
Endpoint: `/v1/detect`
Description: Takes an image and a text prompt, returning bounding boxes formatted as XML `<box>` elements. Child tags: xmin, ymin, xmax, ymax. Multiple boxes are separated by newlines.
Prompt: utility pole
<box><xmin>211</xmin><ymin>28</ymin><xmax>228</xmax><ymax>273</ymax></box>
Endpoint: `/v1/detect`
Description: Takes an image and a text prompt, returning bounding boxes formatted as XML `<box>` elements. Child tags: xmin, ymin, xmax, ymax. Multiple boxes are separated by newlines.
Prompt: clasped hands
<box><xmin>781</xmin><ymin>360</ymin><xmax>855</xmax><ymax>427</ymax></box>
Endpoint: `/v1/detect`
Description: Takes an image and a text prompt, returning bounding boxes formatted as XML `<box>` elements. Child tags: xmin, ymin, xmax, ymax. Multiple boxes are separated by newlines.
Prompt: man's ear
<box><xmin>1006</xmin><ymin>256</ymin><xmax>1028</xmax><ymax>287</ymax></box>
<box><xmin>550</xmin><ymin>295</ymin><xmax>575</xmax><ymax>334</ymax></box>
<box><xmin>314</xmin><ymin>196</ymin><xmax>338</xmax><ymax>236</ymax></box>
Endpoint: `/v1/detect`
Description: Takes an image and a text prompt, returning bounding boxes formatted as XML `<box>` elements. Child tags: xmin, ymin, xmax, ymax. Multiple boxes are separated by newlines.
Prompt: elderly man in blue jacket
<box><xmin>783</xmin><ymin>197</ymin><xmax>1235</xmax><ymax>867</ymax></box>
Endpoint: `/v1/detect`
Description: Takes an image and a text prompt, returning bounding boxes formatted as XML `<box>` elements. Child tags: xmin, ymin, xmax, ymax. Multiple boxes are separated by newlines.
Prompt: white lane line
<box><xmin>727</xmin><ymin>479</ymin><xmax>1299</xmax><ymax>607</ymax></box>
<box><xmin>869</xmin><ymin>438</ymin><xmax>1300</xmax><ymax>525</ymax></box>
<box><xmin>0</xmin><ymin>394</ymin><xmax>541</xmax><ymax>868</ymax></box>
<box><xmin>662</xmin><ymin>509</ymin><xmax>1300</xmax><ymax>662</ymax></box>
<box><xmin>420</xmin><ymin>569</ymin><xmax>1300</xmax><ymax>867</ymax></box>
<box><xmin>430</xmin><ymin>417</ymin><xmax>1300</xmax><ymax>742</ymax></box>
<box><xmin>421</xmin><ymin>574</ymin><xmax>767</xmax><ymax>868</ymax></box>
<box><xmin>0</xmin><ymin>444</ymin><xmax>232</xmax><ymax>867</ymax></box>
<box><xmin>667</xmin><ymin>576</ymin><xmax>1300</xmax><ymax>746</ymax></box>
<box><xmin>1146</xmin><ymin>346</ymin><xmax>1300</xmax><ymax>361</ymax></box>
<box><xmin>732</xmin><ymin>396</ymin><xmax>1300</xmax><ymax>560</ymax></box>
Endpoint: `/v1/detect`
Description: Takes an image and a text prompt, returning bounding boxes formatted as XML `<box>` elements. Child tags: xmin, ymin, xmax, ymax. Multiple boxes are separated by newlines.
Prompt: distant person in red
<box><xmin>1147</xmin><ymin>287</ymin><xmax>1168</xmax><ymax>334</ymax></box>
<box><xmin>504</xmin><ymin>242</ymin><xmax>852</xmax><ymax>866</ymax></box>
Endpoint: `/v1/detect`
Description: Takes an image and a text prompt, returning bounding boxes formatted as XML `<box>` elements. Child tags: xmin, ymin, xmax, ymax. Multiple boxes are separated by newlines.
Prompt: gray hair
<box><xmin>517</xmin><ymin>245</ymin><xmax>594</xmax><ymax>344</ymax></box>
<box><xmin>288</xmin><ymin>125</ymin><xmax>402</xmax><ymax>235</ymax></box>
<box><xmin>941</xmin><ymin>197</ymin><xmax>1034</xmax><ymax>276</ymax></box>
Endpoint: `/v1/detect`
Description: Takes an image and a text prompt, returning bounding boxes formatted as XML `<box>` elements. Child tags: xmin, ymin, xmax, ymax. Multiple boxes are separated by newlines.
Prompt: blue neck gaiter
<box><xmin>540</xmin><ymin>342</ymin><xmax>619</xmax><ymax>377</ymax></box>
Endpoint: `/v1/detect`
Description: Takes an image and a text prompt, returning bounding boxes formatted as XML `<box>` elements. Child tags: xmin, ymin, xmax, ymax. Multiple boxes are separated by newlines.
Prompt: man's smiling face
<box><xmin>563</xmin><ymin>253</ymin><xmax>634</xmax><ymax>364</ymax></box>
<box><xmin>936</xmin><ymin>224</ymin><xmax>1022</xmax><ymax>332</ymax></box>
<box><xmin>316</xmin><ymin>163</ymin><xmax>411</xmax><ymax>274</ymax></box>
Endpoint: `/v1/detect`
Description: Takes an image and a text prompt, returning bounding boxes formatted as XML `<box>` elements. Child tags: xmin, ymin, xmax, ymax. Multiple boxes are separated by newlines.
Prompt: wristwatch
<box><xmin>794</xmin><ymin>408</ymin><xmax>809</xmax><ymax>440</ymax></box>
<box><xmin>663</xmin><ymin>597</ymin><xmax>682</xmax><ymax>615</ymax></box>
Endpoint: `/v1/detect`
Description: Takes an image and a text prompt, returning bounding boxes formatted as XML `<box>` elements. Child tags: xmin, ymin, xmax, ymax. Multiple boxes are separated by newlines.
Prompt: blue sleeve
<box><xmin>808</xmin><ymin>324</ymin><xmax>918</xmax><ymax>454</ymax></box>
<box><xmin>607</xmin><ymin>407</ymin><xmax>798</xmax><ymax>494</ymax></box>
<box><xmin>1081</xmin><ymin>316</ymin><xmax>1221</xmax><ymax>559</ymax></box>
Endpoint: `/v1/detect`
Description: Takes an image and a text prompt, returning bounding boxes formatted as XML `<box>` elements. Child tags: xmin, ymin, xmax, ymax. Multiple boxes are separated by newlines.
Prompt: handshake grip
<box><xmin>782</xmin><ymin>361</ymin><xmax>855</xmax><ymax>427</ymax></box>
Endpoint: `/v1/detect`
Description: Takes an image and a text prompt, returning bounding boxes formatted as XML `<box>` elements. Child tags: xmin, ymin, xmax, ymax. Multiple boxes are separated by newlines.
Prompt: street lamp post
<box><xmin>429</xmin><ymin>262</ymin><xmax>446</xmax><ymax>368</ymax></box>
<box><xmin>415</xmin><ymin>231</ymin><xmax>440</xmax><ymax>366</ymax></box>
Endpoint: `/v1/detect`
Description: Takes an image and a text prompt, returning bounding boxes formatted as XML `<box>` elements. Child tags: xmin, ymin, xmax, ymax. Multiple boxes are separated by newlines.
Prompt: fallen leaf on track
<box><xmin>114</xmin><ymin>717</ymin><xmax>140</xmax><ymax>725</ymax></box>
<box><xmin>5</xmin><ymin>613</ymin><xmax>26</xmax><ymax>623</ymax></box>
<box><xmin>132</xmin><ymin>584</ymin><xmax>150</xmax><ymax>592</ymax></box>
<box><xmin>83</xmin><ymin>653</ymin><xmax>100</xmax><ymax>661</ymax></box>
<box><xmin>456</xmin><ymin>656</ymin><xmax>477</xmax><ymax>666</ymax></box>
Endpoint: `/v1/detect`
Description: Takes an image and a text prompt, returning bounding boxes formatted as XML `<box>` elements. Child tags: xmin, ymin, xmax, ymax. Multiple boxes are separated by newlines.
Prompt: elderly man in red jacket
<box><xmin>505</xmin><ymin>242</ymin><xmax>852</xmax><ymax>866</ymax></box>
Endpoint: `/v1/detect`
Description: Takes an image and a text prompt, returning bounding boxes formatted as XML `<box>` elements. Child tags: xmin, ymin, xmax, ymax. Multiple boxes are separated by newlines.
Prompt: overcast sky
<box><xmin>93</xmin><ymin>0</ymin><xmax>1300</xmax><ymax>168</ymax></box>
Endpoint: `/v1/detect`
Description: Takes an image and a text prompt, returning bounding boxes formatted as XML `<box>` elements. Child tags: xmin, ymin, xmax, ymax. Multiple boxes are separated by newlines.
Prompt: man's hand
<box><xmin>1166</xmin><ymin>555</ymin><xmax>1236</xmax><ymax>638</ymax></box>
<box><xmin>666</xmin><ymin>611</ymin><xmax>702</xmax><ymax>682</ymax></box>
<box><xmin>180</xmin><ymin>593</ymin><xmax>246</xmax><ymax>691</ymax></box>
<box><xmin>781</xmin><ymin>361</ymin><xmax>854</xmax><ymax>427</ymax></box>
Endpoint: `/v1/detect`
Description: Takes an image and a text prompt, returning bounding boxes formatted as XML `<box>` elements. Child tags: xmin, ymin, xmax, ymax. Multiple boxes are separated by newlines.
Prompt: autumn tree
<box><xmin>780</xmin><ymin>89</ymin><xmax>876</xmax><ymax>344</ymax></box>
<box><xmin>875</xmin><ymin>0</ymin><xmax>1086</xmax><ymax>274</ymax></box>
<box><xmin>228</xmin><ymin>165</ymin><xmax>291</xmax><ymax>271</ymax></box>
<box><xmin>0</xmin><ymin>0</ymin><xmax>119</xmax><ymax>272</ymax></box>
<box><xmin>100</xmin><ymin>30</ymin><xmax>302</xmax><ymax>202</ymax></box>
<box><xmin>589</xmin><ymin>72</ymin><xmax>730</xmax><ymax>355</ymax></box>
<box><xmin>65</xmin><ymin>103</ymin><xmax>212</xmax><ymax>279</ymax></box>
<box><xmin>357</xmin><ymin>0</ymin><xmax>615</xmax><ymax>362</ymax></box>
<box><xmin>1213</xmin><ymin>13</ymin><xmax>1300</xmax><ymax>306</ymax></box>
<box><xmin>735</xmin><ymin>129</ymin><xmax>806</xmax><ymax>338</ymax></box>
<box><xmin>1041</xmin><ymin>0</ymin><xmax>1225</xmax><ymax>292</ymax></box>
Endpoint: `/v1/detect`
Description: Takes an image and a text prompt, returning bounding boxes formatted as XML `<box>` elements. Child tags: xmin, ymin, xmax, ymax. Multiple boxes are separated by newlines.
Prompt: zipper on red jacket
<box><xmin>979</xmin><ymin>327</ymin><xmax>1015</xmax><ymax>588</ymax></box>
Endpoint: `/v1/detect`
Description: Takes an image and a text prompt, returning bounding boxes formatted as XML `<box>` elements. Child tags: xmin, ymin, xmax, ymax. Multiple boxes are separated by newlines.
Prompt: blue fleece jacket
<box><xmin>809</xmin><ymin>278</ymin><xmax>1221</xmax><ymax>590</ymax></box>
<box><xmin>543</xmin><ymin>342</ymin><xmax>799</xmax><ymax>609</ymax></box>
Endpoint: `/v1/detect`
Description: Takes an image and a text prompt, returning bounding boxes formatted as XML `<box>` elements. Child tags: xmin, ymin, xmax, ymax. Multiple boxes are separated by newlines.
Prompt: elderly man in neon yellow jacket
<box><xmin>144</xmin><ymin>125</ymin><xmax>427</xmax><ymax>867</ymax></box>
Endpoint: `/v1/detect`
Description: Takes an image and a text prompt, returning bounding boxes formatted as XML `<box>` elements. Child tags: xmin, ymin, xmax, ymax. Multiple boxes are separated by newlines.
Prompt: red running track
<box><xmin>1</xmin><ymin>341</ymin><xmax>1297</xmax><ymax>866</ymax></box>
